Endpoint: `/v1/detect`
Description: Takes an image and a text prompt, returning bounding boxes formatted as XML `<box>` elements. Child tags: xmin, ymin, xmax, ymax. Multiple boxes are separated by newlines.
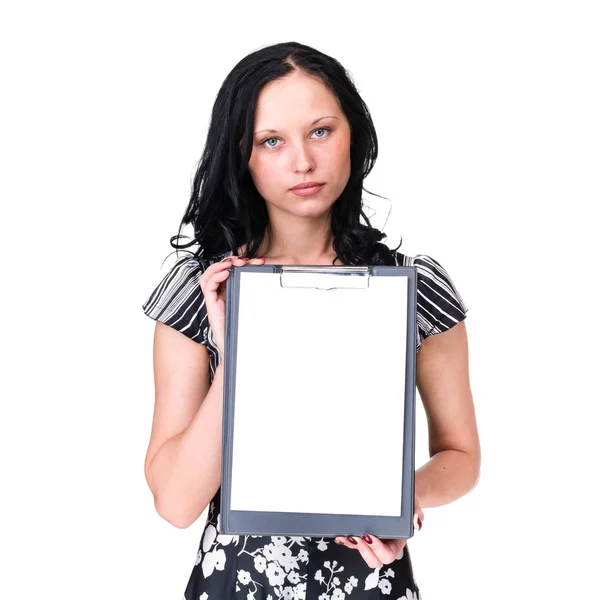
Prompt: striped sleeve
<box><xmin>141</xmin><ymin>255</ymin><xmax>210</xmax><ymax>345</ymax></box>
<box><xmin>413</xmin><ymin>254</ymin><xmax>468</xmax><ymax>350</ymax></box>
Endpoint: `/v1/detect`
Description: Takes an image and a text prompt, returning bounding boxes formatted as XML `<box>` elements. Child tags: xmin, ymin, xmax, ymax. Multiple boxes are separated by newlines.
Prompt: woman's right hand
<box><xmin>199</xmin><ymin>255</ymin><xmax>266</xmax><ymax>354</ymax></box>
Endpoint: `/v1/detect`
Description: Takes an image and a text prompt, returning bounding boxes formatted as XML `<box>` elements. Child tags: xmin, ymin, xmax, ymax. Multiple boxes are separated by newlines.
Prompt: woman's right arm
<box><xmin>143</xmin><ymin>326</ymin><xmax>224</xmax><ymax>529</ymax></box>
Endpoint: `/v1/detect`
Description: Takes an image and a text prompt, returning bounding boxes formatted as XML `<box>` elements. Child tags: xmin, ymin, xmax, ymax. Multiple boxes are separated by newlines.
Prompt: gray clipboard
<box><xmin>220</xmin><ymin>263</ymin><xmax>418</xmax><ymax>539</ymax></box>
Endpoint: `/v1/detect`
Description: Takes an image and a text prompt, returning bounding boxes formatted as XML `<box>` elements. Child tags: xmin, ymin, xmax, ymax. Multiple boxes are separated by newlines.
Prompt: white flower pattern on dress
<box><xmin>183</xmin><ymin>450</ymin><xmax>421</xmax><ymax>599</ymax></box>
<box><xmin>313</xmin><ymin>556</ymin><xmax>349</xmax><ymax>599</ymax></box>
<box><xmin>396</xmin><ymin>588</ymin><xmax>421</xmax><ymax>600</ymax></box>
<box><xmin>235</xmin><ymin>533</ymin><xmax>309</xmax><ymax>599</ymax></box>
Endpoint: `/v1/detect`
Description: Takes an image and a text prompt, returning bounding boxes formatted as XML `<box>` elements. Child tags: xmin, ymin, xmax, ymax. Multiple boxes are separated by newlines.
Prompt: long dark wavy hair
<box><xmin>168</xmin><ymin>41</ymin><xmax>402</xmax><ymax>266</ymax></box>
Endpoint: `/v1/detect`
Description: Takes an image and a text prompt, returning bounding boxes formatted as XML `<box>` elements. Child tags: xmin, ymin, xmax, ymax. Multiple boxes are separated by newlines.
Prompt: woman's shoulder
<box><xmin>141</xmin><ymin>251</ymin><xmax>224</xmax><ymax>346</ymax></box>
<box><xmin>393</xmin><ymin>249</ymin><xmax>468</xmax><ymax>344</ymax></box>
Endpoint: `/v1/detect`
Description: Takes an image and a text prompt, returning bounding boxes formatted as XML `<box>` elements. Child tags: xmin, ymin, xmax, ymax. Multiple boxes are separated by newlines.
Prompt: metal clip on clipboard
<box><xmin>279</xmin><ymin>265</ymin><xmax>370</xmax><ymax>290</ymax></box>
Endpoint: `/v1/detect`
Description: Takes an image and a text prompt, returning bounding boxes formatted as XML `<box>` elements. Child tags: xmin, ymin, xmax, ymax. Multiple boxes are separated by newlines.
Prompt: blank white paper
<box><xmin>229</xmin><ymin>271</ymin><xmax>408</xmax><ymax>517</ymax></box>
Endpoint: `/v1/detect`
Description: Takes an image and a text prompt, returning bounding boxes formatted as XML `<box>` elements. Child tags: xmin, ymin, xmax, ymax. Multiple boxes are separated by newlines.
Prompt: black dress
<box><xmin>142</xmin><ymin>249</ymin><xmax>469</xmax><ymax>600</ymax></box>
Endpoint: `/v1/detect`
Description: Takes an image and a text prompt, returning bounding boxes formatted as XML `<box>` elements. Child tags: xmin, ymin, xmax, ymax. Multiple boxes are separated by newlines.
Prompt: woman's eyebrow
<box><xmin>254</xmin><ymin>115</ymin><xmax>339</xmax><ymax>136</ymax></box>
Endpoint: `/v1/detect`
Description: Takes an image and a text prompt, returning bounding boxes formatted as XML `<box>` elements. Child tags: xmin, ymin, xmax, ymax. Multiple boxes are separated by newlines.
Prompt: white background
<box><xmin>1</xmin><ymin>1</ymin><xmax>598</xmax><ymax>598</ymax></box>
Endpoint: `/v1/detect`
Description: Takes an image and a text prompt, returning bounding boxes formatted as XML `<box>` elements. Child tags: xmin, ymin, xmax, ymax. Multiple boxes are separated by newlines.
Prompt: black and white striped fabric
<box><xmin>141</xmin><ymin>253</ymin><xmax>222</xmax><ymax>379</ymax></box>
<box><xmin>142</xmin><ymin>254</ymin><xmax>211</xmax><ymax>346</ymax></box>
<box><xmin>394</xmin><ymin>251</ymin><xmax>468</xmax><ymax>352</ymax></box>
<box><xmin>142</xmin><ymin>249</ymin><xmax>468</xmax><ymax>369</ymax></box>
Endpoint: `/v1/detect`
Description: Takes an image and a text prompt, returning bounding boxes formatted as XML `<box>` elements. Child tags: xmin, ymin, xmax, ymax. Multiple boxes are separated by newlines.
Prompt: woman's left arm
<box><xmin>334</xmin><ymin>320</ymin><xmax>480</xmax><ymax>566</ymax></box>
<box><xmin>414</xmin><ymin>319</ymin><xmax>481</xmax><ymax>508</ymax></box>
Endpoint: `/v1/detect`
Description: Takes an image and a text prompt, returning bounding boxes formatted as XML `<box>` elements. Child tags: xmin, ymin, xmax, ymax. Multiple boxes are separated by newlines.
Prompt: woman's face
<box><xmin>247</xmin><ymin>70</ymin><xmax>352</xmax><ymax>220</ymax></box>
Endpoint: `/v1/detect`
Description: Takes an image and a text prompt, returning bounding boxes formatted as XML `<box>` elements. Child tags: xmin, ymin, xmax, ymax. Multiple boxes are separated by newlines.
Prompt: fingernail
<box><xmin>334</xmin><ymin>539</ymin><xmax>342</xmax><ymax>544</ymax></box>
<box><xmin>362</xmin><ymin>535</ymin><xmax>372</xmax><ymax>544</ymax></box>
<box><xmin>348</xmin><ymin>536</ymin><xmax>358</xmax><ymax>545</ymax></box>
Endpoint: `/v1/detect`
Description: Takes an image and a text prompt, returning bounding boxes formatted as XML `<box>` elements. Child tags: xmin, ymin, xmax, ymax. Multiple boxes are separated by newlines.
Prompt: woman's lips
<box><xmin>290</xmin><ymin>183</ymin><xmax>325</xmax><ymax>196</ymax></box>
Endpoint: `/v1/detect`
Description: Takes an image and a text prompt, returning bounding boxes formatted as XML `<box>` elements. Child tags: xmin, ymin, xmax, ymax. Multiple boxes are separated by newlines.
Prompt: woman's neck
<box><xmin>237</xmin><ymin>242</ymin><xmax>339</xmax><ymax>266</ymax></box>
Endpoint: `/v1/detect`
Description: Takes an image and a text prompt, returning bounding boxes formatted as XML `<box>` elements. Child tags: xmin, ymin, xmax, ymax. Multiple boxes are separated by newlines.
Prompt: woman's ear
<box><xmin>239</xmin><ymin>134</ymin><xmax>248</xmax><ymax>154</ymax></box>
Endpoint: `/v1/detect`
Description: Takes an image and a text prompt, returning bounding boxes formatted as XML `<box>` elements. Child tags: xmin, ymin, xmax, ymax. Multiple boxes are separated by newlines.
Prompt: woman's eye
<box><xmin>312</xmin><ymin>127</ymin><xmax>331</xmax><ymax>139</ymax></box>
<box><xmin>260</xmin><ymin>127</ymin><xmax>331</xmax><ymax>148</ymax></box>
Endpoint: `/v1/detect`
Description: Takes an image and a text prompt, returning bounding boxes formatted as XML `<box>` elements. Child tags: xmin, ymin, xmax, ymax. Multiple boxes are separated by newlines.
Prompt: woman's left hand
<box><xmin>333</xmin><ymin>495</ymin><xmax>424</xmax><ymax>568</ymax></box>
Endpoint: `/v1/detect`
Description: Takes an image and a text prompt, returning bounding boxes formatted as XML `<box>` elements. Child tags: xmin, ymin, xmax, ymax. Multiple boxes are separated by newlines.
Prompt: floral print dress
<box><xmin>142</xmin><ymin>249</ymin><xmax>469</xmax><ymax>600</ymax></box>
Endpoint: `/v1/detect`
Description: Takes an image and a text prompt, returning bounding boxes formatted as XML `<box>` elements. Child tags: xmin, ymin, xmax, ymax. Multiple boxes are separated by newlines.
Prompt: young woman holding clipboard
<box><xmin>142</xmin><ymin>41</ymin><xmax>480</xmax><ymax>600</ymax></box>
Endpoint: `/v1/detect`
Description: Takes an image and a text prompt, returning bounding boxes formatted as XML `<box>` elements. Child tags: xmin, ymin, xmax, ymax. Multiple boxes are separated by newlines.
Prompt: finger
<box><xmin>358</xmin><ymin>535</ymin><xmax>405</xmax><ymax>565</ymax></box>
<box><xmin>226</xmin><ymin>256</ymin><xmax>250</xmax><ymax>265</ymax></box>
<box><xmin>413</xmin><ymin>511</ymin><xmax>424</xmax><ymax>532</ymax></box>
<box><xmin>228</xmin><ymin>256</ymin><xmax>266</xmax><ymax>270</ymax></box>
<box><xmin>217</xmin><ymin>256</ymin><xmax>247</xmax><ymax>265</ymax></box>
<box><xmin>336</xmin><ymin>536</ymin><xmax>382</xmax><ymax>569</ymax></box>
<box><xmin>200</xmin><ymin>267</ymin><xmax>233</xmax><ymax>294</ymax></box>
<box><xmin>206</xmin><ymin>256</ymin><xmax>247</xmax><ymax>273</ymax></box>
<box><xmin>200</xmin><ymin>256</ymin><xmax>266</xmax><ymax>296</ymax></box>
<box><xmin>372</xmin><ymin>535</ymin><xmax>408</xmax><ymax>561</ymax></box>
<box><xmin>211</xmin><ymin>255</ymin><xmax>265</xmax><ymax>269</ymax></box>
<box><xmin>201</xmin><ymin>256</ymin><xmax>248</xmax><ymax>283</ymax></box>
<box><xmin>334</xmin><ymin>537</ymin><xmax>359</xmax><ymax>552</ymax></box>
<box><xmin>227</xmin><ymin>256</ymin><xmax>267</xmax><ymax>268</ymax></box>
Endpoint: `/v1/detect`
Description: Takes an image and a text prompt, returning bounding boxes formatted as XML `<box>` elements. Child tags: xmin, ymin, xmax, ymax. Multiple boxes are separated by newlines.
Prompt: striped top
<box><xmin>142</xmin><ymin>249</ymin><xmax>468</xmax><ymax>380</ymax></box>
<box><xmin>393</xmin><ymin>251</ymin><xmax>469</xmax><ymax>351</ymax></box>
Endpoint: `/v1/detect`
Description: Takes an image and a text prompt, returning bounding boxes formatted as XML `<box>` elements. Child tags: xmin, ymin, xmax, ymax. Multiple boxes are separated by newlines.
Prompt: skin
<box><xmin>243</xmin><ymin>69</ymin><xmax>352</xmax><ymax>264</ymax></box>
<box><xmin>146</xmin><ymin>69</ymin><xmax>480</xmax><ymax>567</ymax></box>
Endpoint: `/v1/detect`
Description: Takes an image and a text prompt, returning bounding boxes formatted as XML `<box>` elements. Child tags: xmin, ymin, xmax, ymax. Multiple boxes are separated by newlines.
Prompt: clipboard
<box><xmin>220</xmin><ymin>263</ymin><xmax>418</xmax><ymax>539</ymax></box>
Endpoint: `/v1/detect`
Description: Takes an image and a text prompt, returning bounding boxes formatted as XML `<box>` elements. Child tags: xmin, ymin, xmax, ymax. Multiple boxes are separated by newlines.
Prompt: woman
<box><xmin>142</xmin><ymin>41</ymin><xmax>480</xmax><ymax>600</ymax></box>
